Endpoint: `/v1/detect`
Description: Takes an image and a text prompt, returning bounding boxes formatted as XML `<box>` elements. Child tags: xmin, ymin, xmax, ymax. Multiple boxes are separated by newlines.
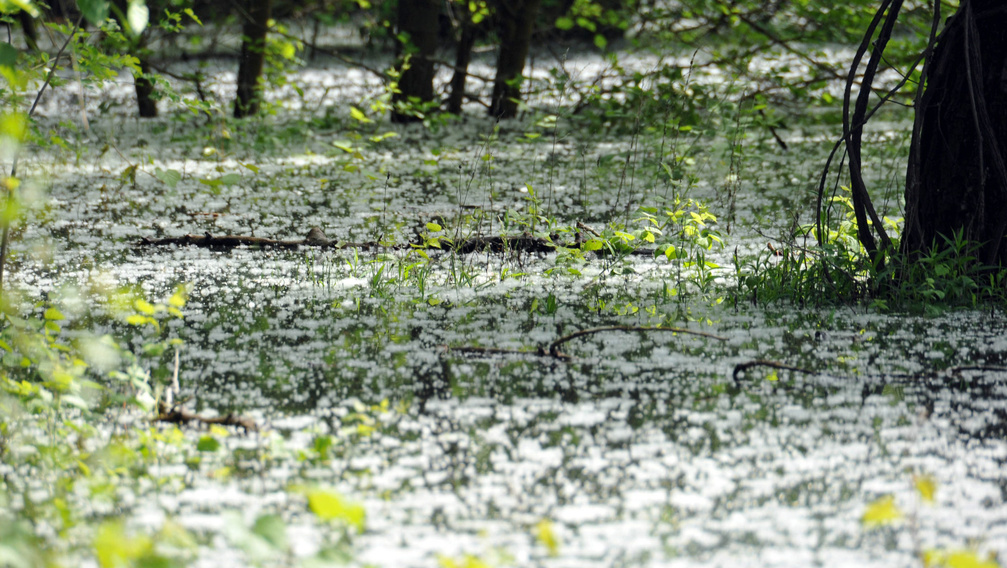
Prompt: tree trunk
<box><xmin>447</xmin><ymin>7</ymin><xmax>479</xmax><ymax>115</ymax></box>
<box><xmin>234</xmin><ymin>0</ymin><xmax>273</xmax><ymax>118</ymax></box>
<box><xmin>391</xmin><ymin>0</ymin><xmax>440</xmax><ymax>123</ymax></box>
<box><xmin>489</xmin><ymin>0</ymin><xmax>543</xmax><ymax>119</ymax></box>
<box><xmin>903</xmin><ymin>0</ymin><xmax>1007</xmax><ymax>266</ymax></box>
<box><xmin>17</xmin><ymin>11</ymin><xmax>39</xmax><ymax>52</ymax></box>
<box><xmin>135</xmin><ymin>58</ymin><xmax>158</xmax><ymax>118</ymax></box>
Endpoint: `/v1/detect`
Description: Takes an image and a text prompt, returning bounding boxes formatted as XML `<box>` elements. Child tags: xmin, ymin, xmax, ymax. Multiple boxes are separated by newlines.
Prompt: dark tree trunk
<box><xmin>903</xmin><ymin>0</ymin><xmax>1007</xmax><ymax>266</ymax></box>
<box><xmin>135</xmin><ymin>58</ymin><xmax>158</xmax><ymax>118</ymax></box>
<box><xmin>110</xmin><ymin>0</ymin><xmax>158</xmax><ymax>118</ymax></box>
<box><xmin>489</xmin><ymin>0</ymin><xmax>543</xmax><ymax>119</ymax></box>
<box><xmin>447</xmin><ymin>7</ymin><xmax>479</xmax><ymax>115</ymax></box>
<box><xmin>17</xmin><ymin>11</ymin><xmax>39</xmax><ymax>52</ymax></box>
<box><xmin>234</xmin><ymin>0</ymin><xmax>273</xmax><ymax>118</ymax></box>
<box><xmin>391</xmin><ymin>0</ymin><xmax>440</xmax><ymax>123</ymax></box>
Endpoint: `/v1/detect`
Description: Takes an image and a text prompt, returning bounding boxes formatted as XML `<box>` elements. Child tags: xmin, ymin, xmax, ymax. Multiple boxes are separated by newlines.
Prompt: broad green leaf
<box><xmin>154</xmin><ymin>168</ymin><xmax>181</xmax><ymax>188</ymax></box>
<box><xmin>196</xmin><ymin>436</ymin><xmax>220</xmax><ymax>452</ymax></box>
<box><xmin>251</xmin><ymin>514</ymin><xmax>288</xmax><ymax>551</ymax></box>
<box><xmin>94</xmin><ymin>521</ymin><xmax>153</xmax><ymax>568</ymax></box>
<box><xmin>0</xmin><ymin>0</ymin><xmax>40</xmax><ymax>17</ymax></box>
<box><xmin>77</xmin><ymin>0</ymin><xmax>109</xmax><ymax>26</ymax></box>
<box><xmin>555</xmin><ymin>16</ymin><xmax>574</xmax><ymax>30</ymax></box>
<box><xmin>0</xmin><ymin>113</ymin><xmax>27</xmax><ymax>142</ymax></box>
<box><xmin>0</xmin><ymin>43</ymin><xmax>17</xmax><ymax>69</ymax></box>
<box><xmin>426</xmin><ymin>222</ymin><xmax>442</xmax><ymax>232</ymax></box>
<box><xmin>583</xmin><ymin>239</ymin><xmax>603</xmax><ymax>252</ymax></box>
<box><xmin>43</xmin><ymin>307</ymin><xmax>64</xmax><ymax>321</ymax></box>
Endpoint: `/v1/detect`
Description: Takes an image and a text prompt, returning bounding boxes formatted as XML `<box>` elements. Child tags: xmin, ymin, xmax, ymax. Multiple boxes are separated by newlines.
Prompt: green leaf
<box><xmin>196</xmin><ymin>436</ymin><xmax>220</xmax><ymax>452</ymax></box>
<box><xmin>555</xmin><ymin>16</ymin><xmax>574</xmax><ymax>30</ymax></box>
<box><xmin>594</xmin><ymin>34</ymin><xmax>607</xmax><ymax>50</ymax></box>
<box><xmin>77</xmin><ymin>0</ymin><xmax>109</xmax><ymax>26</ymax></box>
<box><xmin>219</xmin><ymin>173</ymin><xmax>241</xmax><ymax>186</ymax></box>
<box><xmin>43</xmin><ymin>307</ymin><xmax>64</xmax><ymax>321</ymax></box>
<box><xmin>0</xmin><ymin>0</ymin><xmax>40</xmax><ymax>17</ymax></box>
<box><xmin>583</xmin><ymin>239</ymin><xmax>603</xmax><ymax>251</ymax></box>
<box><xmin>251</xmin><ymin>514</ymin><xmax>288</xmax><ymax>551</ymax></box>
<box><xmin>154</xmin><ymin>168</ymin><xmax>181</xmax><ymax>188</ymax></box>
<box><xmin>183</xmin><ymin>7</ymin><xmax>201</xmax><ymax>25</ymax></box>
<box><xmin>0</xmin><ymin>43</ymin><xmax>17</xmax><ymax>69</ymax></box>
<box><xmin>350</xmin><ymin>106</ymin><xmax>372</xmax><ymax>124</ymax></box>
<box><xmin>133</xmin><ymin>299</ymin><xmax>156</xmax><ymax>315</ymax></box>
<box><xmin>425</xmin><ymin>222</ymin><xmax>442</xmax><ymax>232</ymax></box>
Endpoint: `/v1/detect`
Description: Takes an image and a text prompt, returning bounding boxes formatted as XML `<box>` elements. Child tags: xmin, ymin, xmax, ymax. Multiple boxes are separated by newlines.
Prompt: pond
<box><xmin>5</xmin><ymin>42</ymin><xmax>1007</xmax><ymax>568</ymax></box>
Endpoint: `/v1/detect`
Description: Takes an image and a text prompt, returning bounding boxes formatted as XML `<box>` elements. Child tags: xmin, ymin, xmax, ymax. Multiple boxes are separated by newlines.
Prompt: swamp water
<box><xmin>4</xmin><ymin>48</ymin><xmax>1007</xmax><ymax>567</ymax></box>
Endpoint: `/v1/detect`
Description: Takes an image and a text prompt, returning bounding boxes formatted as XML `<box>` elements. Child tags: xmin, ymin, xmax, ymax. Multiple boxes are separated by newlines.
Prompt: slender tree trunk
<box><xmin>447</xmin><ymin>8</ymin><xmax>478</xmax><ymax>114</ymax></box>
<box><xmin>110</xmin><ymin>0</ymin><xmax>158</xmax><ymax>118</ymax></box>
<box><xmin>234</xmin><ymin>0</ymin><xmax>273</xmax><ymax>118</ymax></box>
<box><xmin>489</xmin><ymin>0</ymin><xmax>543</xmax><ymax>119</ymax></box>
<box><xmin>135</xmin><ymin>58</ymin><xmax>158</xmax><ymax>118</ymax></box>
<box><xmin>17</xmin><ymin>11</ymin><xmax>39</xmax><ymax>52</ymax></box>
<box><xmin>392</xmin><ymin>0</ymin><xmax>440</xmax><ymax>123</ymax></box>
<box><xmin>903</xmin><ymin>0</ymin><xmax>1007</xmax><ymax>266</ymax></box>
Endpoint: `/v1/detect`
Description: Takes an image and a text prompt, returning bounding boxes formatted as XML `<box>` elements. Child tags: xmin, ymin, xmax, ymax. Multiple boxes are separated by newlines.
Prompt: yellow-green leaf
<box><xmin>862</xmin><ymin>495</ymin><xmax>903</xmax><ymax>528</ymax></box>
<box><xmin>534</xmin><ymin>518</ymin><xmax>560</xmax><ymax>557</ymax></box>
<box><xmin>306</xmin><ymin>488</ymin><xmax>366</xmax><ymax>530</ymax></box>
<box><xmin>133</xmin><ymin>299</ymin><xmax>156</xmax><ymax>315</ymax></box>
<box><xmin>43</xmin><ymin>307</ymin><xmax>64</xmax><ymax>321</ymax></box>
<box><xmin>924</xmin><ymin>549</ymin><xmax>1001</xmax><ymax>568</ymax></box>
<box><xmin>350</xmin><ymin>107</ymin><xmax>372</xmax><ymax>124</ymax></box>
<box><xmin>915</xmin><ymin>474</ymin><xmax>937</xmax><ymax>504</ymax></box>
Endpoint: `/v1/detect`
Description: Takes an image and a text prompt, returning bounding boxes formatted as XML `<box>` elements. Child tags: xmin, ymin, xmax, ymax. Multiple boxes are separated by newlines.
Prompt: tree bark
<box><xmin>234</xmin><ymin>0</ymin><xmax>273</xmax><ymax>118</ymax></box>
<box><xmin>17</xmin><ymin>11</ymin><xmax>39</xmax><ymax>52</ymax></box>
<box><xmin>135</xmin><ymin>58</ymin><xmax>158</xmax><ymax>118</ymax></box>
<box><xmin>903</xmin><ymin>0</ymin><xmax>1007</xmax><ymax>266</ymax></box>
<box><xmin>489</xmin><ymin>0</ymin><xmax>543</xmax><ymax>119</ymax></box>
<box><xmin>447</xmin><ymin>6</ymin><xmax>479</xmax><ymax>114</ymax></box>
<box><xmin>391</xmin><ymin>0</ymin><xmax>440</xmax><ymax>123</ymax></box>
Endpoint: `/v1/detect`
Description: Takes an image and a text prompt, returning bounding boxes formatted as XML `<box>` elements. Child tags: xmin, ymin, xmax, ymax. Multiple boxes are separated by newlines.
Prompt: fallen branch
<box><xmin>547</xmin><ymin>325</ymin><xmax>727</xmax><ymax>358</ymax></box>
<box><xmin>449</xmin><ymin>325</ymin><xmax>726</xmax><ymax>362</ymax></box>
<box><xmin>732</xmin><ymin>359</ymin><xmax>818</xmax><ymax>381</ymax></box>
<box><xmin>138</xmin><ymin>227</ymin><xmax>665</xmax><ymax>256</ymax></box>
<box><xmin>155</xmin><ymin>402</ymin><xmax>259</xmax><ymax>432</ymax></box>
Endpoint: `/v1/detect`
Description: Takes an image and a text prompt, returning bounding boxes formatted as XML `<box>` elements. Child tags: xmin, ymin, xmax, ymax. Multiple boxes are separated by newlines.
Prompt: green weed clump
<box><xmin>735</xmin><ymin>186</ymin><xmax>1007</xmax><ymax>310</ymax></box>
